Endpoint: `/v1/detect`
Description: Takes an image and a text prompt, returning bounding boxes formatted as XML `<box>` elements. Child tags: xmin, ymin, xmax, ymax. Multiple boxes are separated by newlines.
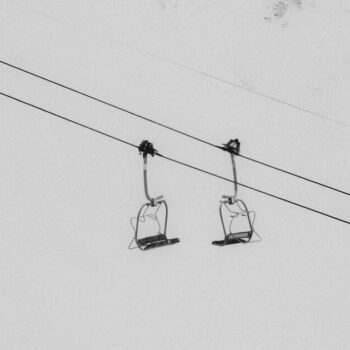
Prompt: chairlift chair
<box><xmin>129</xmin><ymin>140</ymin><xmax>180</xmax><ymax>250</ymax></box>
<box><xmin>212</xmin><ymin>139</ymin><xmax>261</xmax><ymax>246</ymax></box>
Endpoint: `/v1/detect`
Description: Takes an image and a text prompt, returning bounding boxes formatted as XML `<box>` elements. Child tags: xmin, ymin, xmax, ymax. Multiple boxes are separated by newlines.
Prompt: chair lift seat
<box><xmin>212</xmin><ymin>231</ymin><xmax>252</xmax><ymax>246</ymax></box>
<box><xmin>139</xmin><ymin>235</ymin><xmax>180</xmax><ymax>250</ymax></box>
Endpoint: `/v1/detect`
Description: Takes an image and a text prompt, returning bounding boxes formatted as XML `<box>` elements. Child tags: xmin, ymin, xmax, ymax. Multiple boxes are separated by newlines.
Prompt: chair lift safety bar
<box><xmin>129</xmin><ymin>140</ymin><xmax>180</xmax><ymax>251</ymax></box>
<box><xmin>212</xmin><ymin>139</ymin><xmax>260</xmax><ymax>246</ymax></box>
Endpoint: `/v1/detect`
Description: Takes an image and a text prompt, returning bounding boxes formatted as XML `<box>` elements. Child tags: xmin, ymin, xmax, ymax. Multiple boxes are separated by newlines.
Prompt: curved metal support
<box><xmin>134</xmin><ymin>202</ymin><xmax>151</xmax><ymax>250</ymax></box>
<box><xmin>143</xmin><ymin>155</ymin><xmax>164</xmax><ymax>206</ymax></box>
<box><xmin>233</xmin><ymin>199</ymin><xmax>253</xmax><ymax>242</ymax></box>
<box><xmin>219</xmin><ymin>201</ymin><xmax>228</xmax><ymax>240</ymax></box>
<box><xmin>222</xmin><ymin>153</ymin><xmax>238</xmax><ymax>203</ymax></box>
<box><xmin>162</xmin><ymin>200</ymin><xmax>169</xmax><ymax>236</ymax></box>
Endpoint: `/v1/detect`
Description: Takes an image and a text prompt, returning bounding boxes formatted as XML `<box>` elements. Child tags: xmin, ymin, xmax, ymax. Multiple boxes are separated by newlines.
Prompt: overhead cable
<box><xmin>1</xmin><ymin>59</ymin><xmax>348</xmax><ymax>197</ymax></box>
<box><xmin>1</xmin><ymin>91</ymin><xmax>349</xmax><ymax>225</ymax></box>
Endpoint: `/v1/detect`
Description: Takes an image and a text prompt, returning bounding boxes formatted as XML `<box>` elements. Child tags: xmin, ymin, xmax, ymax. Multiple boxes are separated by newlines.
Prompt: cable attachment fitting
<box><xmin>138</xmin><ymin>140</ymin><xmax>163</xmax><ymax>206</ymax></box>
<box><xmin>220</xmin><ymin>139</ymin><xmax>240</xmax><ymax>155</ymax></box>
<box><xmin>138</xmin><ymin>140</ymin><xmax>157</xmax><ymax>157</ymax></box>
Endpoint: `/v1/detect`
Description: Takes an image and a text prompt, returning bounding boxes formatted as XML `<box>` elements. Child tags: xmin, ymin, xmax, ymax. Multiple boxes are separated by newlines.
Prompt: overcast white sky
<box><xmin>1</xmin><ymin>1</ymin><xmax>350</xmax><ymax>349</ymax></box>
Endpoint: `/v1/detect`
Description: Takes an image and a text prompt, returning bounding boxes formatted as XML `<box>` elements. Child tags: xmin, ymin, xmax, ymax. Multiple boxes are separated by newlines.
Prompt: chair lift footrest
<box><xmin>142</xmin><ymin>237</ymin><xmax>180</xmax><ymax>250</ymax></box>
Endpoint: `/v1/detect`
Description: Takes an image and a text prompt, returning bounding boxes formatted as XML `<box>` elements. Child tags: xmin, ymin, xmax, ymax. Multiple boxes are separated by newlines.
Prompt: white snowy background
<box><xmin>1</xmin><ymin>1</ymin><xmax>349</xmax><ymax>349</ymax></box>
